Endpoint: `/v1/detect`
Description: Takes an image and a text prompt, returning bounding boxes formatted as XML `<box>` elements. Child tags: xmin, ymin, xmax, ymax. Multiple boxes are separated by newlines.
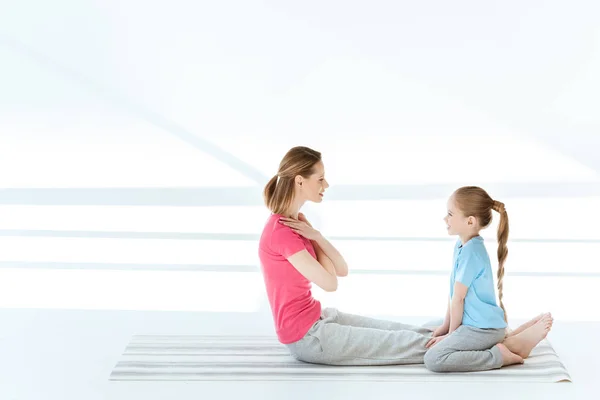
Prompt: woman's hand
<box><xmin>297</xmin><ymin>212</ymin><xmax>312</xmax><ymax>227</ymax></box>
<box><xmin>279</xmin><ymin>216</ymin><xmax>322</xmax><ymax>241</ymax></box>
<box><xmin>426</xmin><ymin>334</ymin><xmax>448</xmax><ymax>349</ymax></box>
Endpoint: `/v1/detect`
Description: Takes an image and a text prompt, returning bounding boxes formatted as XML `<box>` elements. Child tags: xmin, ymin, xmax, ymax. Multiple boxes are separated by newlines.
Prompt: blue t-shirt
<box><xmin>450</xmin><ymin>236</ymin><xmax>507</xmax><ymax>329</ymax></box>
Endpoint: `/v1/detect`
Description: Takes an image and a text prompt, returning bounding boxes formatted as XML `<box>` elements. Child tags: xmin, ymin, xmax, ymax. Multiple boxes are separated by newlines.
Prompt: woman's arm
<box><xmin>312</xmin><ymin>236</ymin><xmax>348</xmax><ymax>277</ymax></box>
<box><xmin>311</xmin><ymin>240</ymin><xmax>337</xmax><ymax>277</ymax></box>
<box><xmin>287</xmin><ymin>250</ymin><xmax>338</xmax><ymax>292</ymax></box>
<box><xmin>282</xmin><ymin>214</ymin><xmax>349</xmax><ymax>277</ymax></box>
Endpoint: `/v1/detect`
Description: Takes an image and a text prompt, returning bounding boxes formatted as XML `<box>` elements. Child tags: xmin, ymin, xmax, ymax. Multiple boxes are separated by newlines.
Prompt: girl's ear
<box><xmin>467</xmin><ymin>216</ymin><xmax>477</xmax><ymax>226</ymax></box>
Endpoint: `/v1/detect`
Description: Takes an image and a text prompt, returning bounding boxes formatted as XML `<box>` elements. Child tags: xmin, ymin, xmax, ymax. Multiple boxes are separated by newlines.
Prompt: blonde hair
<box><xmin>263</xmin><ymin>146</ymin><xmax>322</xmax><ymax>215</ymax></box>
<box><xmin>453</xmin><ymin>186</ymin><xmax>509</xmax><ymax>322</ymax></box>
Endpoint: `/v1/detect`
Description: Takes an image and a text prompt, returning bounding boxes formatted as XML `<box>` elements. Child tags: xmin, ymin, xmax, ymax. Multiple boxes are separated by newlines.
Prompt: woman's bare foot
<box><xmin>503</xmin><ymin>315</ymin><xmax>553</xmax><ymax>358</ymax></box>
<box><xmin>496</xmin><ymin>343</ymin><xmax>524</xmax><ymax>366</ymax></box>
<box><xmin>506</xmin><ymin>312</ymin><xmax>552</xmax><ymax>337</ymax></box>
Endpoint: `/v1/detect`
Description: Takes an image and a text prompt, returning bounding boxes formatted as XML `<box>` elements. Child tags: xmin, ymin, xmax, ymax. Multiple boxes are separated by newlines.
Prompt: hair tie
<box><xmin>493</xmin><ymin>200</ymin><xmax>505</xmax><ymax>213</ymax></box>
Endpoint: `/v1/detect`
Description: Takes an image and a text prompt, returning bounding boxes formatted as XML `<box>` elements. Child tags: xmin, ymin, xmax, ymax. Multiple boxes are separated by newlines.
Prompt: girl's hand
<box><xmin>279</xmin><ymin>217</ymin><xmax>322</xmax><ymax>241</ymax></box>
<box><xmin>432</xmin><ymin>326</ymin><xmax>449</xmax><ymax>338</ymax></box>
<box><xmin>426</xmin><ymin>334</ymin><xmax>448</xmax><ymax>348</ymax></box>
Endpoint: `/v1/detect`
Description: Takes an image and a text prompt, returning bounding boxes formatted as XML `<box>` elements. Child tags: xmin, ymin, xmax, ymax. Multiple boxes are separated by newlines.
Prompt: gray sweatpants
<box><xmin>424</xmin><ymin>325</ymin><xmax>506</xmax><ymax>372</ymax></box>
<box><xmin>286</xmin><ymin>308</ymin><xmax>433</xmax><ymax>366</ymax></box>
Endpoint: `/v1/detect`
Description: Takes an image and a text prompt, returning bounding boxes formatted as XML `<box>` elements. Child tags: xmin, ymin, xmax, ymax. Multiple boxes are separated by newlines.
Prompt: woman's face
<box><xmin>299</xmin><ymin>161</ymin><xmax>329</xmax><ymax>203</ymax></box>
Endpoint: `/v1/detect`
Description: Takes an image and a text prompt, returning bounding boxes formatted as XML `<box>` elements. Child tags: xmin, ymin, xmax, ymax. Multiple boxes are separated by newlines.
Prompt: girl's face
<box><xmin>444</xmin><ymin>195</ymin><xmax>475</xmax><ymax>236</ymax></box>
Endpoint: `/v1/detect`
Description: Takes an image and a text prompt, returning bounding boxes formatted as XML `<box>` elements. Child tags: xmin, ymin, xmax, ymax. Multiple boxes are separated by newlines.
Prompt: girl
<box><xmin>259</xmin><ymin>147</ymin><xmax>547</xmax><ymax>367</ymax></box>
<box><xmin>423</xmin><ymin>186</ymin><xmax>553</xmax><ymax>372</ymax></box>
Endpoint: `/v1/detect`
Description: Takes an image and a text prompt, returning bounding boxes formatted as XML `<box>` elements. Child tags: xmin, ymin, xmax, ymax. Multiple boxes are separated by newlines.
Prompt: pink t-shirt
<box><xmin>258</xmin><ymin>213</ymin><xmax>322</xmax><ymax>344</ymax></box>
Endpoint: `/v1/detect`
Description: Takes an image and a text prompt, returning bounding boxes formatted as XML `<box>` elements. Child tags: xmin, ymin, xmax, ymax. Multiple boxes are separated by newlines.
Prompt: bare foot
<box><xmin>503</xmin><ymin>315</ymin><xmax>553</xmax><ymax>358</ymax></box>
<box><xmin>496</xmin><ymin>343</ymin><xmax>524</xmax><ymax>366</ymax></box>
<box><xmin>506</xmin><ymin>312</ymin><xmax>552</xmax><ymax>337</ymax></box>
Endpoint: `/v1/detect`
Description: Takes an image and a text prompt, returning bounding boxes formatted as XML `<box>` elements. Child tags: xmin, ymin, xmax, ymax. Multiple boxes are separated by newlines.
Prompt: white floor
<box><xmin>0</xmin><ymin>308</ymin><xmax>596</xmax><ymax>400</ymax></box>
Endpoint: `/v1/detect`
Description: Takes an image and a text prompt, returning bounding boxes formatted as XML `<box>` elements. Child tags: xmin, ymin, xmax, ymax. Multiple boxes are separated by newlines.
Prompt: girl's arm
<box><xmin>434</xmin><ymin>297</ymin><xmax>451</xmax><ymax>336</ymax></box>
<box><xmin>449</xmin><ymin>282</ymin><xmax>469</xmax><ymax>333</ymax></box>
<box><xmin>427</xmin><ymin>281</ymin><xmax>469</xmax><ymax>347</ymax></box>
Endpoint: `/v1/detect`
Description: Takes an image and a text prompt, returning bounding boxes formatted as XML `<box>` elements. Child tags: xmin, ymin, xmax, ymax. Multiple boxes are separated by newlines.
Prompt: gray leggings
<box><xmin>424</xmin><ymin>325</ymin><xmax>506</xmax><ymax>372</ymax></box>
<box><xmin>286</xmin><ymin>308</ymin><xmax>434</xmax><ymax>366</ymax></box>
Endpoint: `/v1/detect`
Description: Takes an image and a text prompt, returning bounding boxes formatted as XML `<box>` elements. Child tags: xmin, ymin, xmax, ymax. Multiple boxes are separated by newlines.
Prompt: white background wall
<box><xmin>1</xmin><ymin>1</ymin><xmax>599</xmax><ymax>321</ymax></box>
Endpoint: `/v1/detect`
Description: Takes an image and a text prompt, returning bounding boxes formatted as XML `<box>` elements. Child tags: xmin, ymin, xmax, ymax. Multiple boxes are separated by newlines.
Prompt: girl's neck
<box><xmin>459</xmin><ymin>232</ymin><xmax>480</xmax><ymax>245</ymax></box>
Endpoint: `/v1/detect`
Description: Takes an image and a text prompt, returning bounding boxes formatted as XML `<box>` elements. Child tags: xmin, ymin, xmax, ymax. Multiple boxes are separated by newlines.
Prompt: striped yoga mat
<box><xmin>110</xmin><ymin>335</ymin><xmax>571</xmax><ymax>382</ymax></box>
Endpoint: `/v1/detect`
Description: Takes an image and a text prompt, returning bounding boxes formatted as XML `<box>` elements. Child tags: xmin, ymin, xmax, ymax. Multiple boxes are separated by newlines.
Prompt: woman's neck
<box><xmin>284</xmin><ymin>198</ymin><xmax>305</xmax><ymax>219</ymax></box>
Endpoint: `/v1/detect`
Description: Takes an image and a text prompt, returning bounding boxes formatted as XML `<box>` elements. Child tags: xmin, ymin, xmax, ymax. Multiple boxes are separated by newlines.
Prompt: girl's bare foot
<box><xmin>503</xmin><ymin>315</ymin><xmax>553</xmax><ymax>358</ymax></box>
<box><xmin>496</xmin><ymin>343</ymin><xmax>524</xmax><ymax>366</ymax></box>
<box><xmin>506</xmin><ymin>312</ymin><xmax>552</xmax><ymax>337</ymax></box>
